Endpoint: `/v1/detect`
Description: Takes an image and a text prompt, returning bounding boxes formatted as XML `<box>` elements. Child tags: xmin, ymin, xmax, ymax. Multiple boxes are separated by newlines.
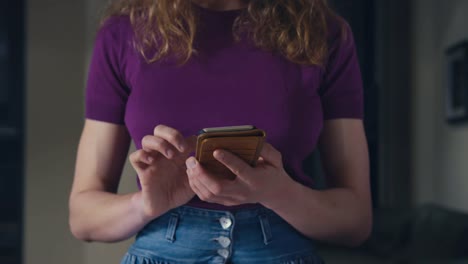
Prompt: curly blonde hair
<box><xmin>102</xmin><ymin>0</ymin><xmax>338</xmax><ymax>65</ymax></box>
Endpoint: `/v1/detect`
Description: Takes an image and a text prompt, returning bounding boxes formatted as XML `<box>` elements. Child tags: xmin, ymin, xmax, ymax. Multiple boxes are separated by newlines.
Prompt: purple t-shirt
<box><xmin>85</xmin><ymin>6</ymin><xmax>363</xmax><ymax>210</ymax></box>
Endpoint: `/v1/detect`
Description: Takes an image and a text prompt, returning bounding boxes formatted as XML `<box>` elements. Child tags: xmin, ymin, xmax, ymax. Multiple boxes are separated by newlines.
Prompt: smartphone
<box><xmin>195</xmin><ymin>125</ymin><xmax>266</xmax><ymax>180</ymax></box>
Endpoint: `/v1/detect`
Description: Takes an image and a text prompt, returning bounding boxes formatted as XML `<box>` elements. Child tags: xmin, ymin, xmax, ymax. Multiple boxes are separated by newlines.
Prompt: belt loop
<box><xmin>258</xmin><ymin>213</ymin><xmax>272</xmax><ymax>245</ymax></box>
<box><xmin>165</xmin><ymin>213</ymin><xmax>179</xmax><ymax>242</ymax></box>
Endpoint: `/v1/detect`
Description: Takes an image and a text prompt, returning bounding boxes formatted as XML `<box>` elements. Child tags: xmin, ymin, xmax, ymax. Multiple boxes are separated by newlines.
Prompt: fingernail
<box><xmin>214</xmin><ymin>150</ymin><xmax>224</xmax><ymax>159</ymax></box>
<box><xmin>166</xmin><ymin>149</ymin><xmax>174</xmax><ymax>158</ymax></box>
<box><xmin>147</xmin><ymin>156</ymin><xmax>153</xmax><ymax>163</ymax></box>
<box><xmin>179</xmin><ymin>144</ymin><xmax>186</xmax><ymax>152</ymax></box>
<box><xmin>186</xmin><ymin>158</ymin><xmax>197</xmax><ymax>169</ymax></box>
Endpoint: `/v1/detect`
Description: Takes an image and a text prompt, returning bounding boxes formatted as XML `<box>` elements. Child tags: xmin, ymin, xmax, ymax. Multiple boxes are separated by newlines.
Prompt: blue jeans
<box><xmin>120</xmin><ymin>205</ymin><xmax>325</xmax><ymax>264</ymax></box>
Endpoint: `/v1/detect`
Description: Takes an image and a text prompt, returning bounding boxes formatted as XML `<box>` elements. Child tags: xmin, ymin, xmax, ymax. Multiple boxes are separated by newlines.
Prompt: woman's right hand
<box><xmin>129</xmin><ymin>125</ymin><xmax>196</xmax><ymax>220</ymax></box>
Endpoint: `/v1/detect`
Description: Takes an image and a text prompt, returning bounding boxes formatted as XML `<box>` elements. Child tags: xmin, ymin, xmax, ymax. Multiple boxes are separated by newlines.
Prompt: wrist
<box><xmin>130</xmin><ymin>192</ymin><xmax>159</xmax><ymax>224</ymax></box>
<box><xmin>262</xmin><ymin>179</ymin><xmax>304</xmax><ymax>211</ymax></box>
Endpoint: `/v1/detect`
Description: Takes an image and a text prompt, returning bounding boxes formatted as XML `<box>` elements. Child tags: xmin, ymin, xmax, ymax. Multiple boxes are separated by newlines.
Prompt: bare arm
<box><xmin>69</xmin><ymin>120</ymin><xmax>148</xmax><ymax>242</ymax></box>
<box><xmin>69</xmin><ymin>121</ymin><xmax>195</xmax><ymax>242</ymax></box>
<box><xmin>264</xmin><ymin>119</ymin><xmax>372</xmax><ymax>246</ymax></box>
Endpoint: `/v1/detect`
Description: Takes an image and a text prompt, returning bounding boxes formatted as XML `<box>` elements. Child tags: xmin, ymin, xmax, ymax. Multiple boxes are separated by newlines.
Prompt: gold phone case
<box><xmin>195</xmin><ymin>128</ymin><xmax>266</xmax><ymax>180</ymax></box>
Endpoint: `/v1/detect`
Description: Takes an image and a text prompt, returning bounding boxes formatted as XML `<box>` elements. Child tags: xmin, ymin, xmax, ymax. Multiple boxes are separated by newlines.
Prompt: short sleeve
<box><xmin>319</xmin><ymin>19</ymin><xmax>364</xmax><ymax>120</ymax></box>
<box><xmin>85</xmin><ymin>17</ymin><xmax>130</xmax><ymax>125</ymax></box>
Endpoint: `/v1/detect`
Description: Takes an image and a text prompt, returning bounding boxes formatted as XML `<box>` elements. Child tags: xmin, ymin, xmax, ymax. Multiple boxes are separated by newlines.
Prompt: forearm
<box><xmin>263</xmin><ymin>182</ymin><xmax>372</xmax><ymax>247</ymax></box>
<box><xmin>69</xmin><ymin>191</ymin><xmax>165</xmax><ymax>242</ymax></box>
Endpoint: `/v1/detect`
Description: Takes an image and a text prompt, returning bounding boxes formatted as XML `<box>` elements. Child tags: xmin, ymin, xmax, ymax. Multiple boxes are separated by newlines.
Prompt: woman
<box><xmin>69</xmin><ymin>0</ymin><xmax>372</xmax><ymax>263</ymax></box>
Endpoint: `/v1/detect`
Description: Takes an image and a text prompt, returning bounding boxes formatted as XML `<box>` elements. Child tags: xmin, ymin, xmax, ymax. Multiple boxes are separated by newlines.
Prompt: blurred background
<box><xmin>1</xmin><ymin>0</ymin><xmax>468</xmax><ymax>263</ymax></box>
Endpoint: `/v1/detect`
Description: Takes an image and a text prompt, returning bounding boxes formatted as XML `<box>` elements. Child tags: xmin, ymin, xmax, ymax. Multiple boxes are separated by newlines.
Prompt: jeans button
<box><xmin>217</xmin><ymin>249</ymin><xmax>230</xmax><ymax>259</ymax></box>
<box><xmin>216</xmin><ymin>236</ymin><xmax>231</xmax><ymax>248</ymax></box>
<box><xmin>219</xmin><ymin>217</ymin><xmax>232</xmax><ymax>229</ymax></box>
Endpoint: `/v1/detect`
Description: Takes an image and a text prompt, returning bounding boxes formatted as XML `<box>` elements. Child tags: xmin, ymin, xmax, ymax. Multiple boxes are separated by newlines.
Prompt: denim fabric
<box><xmin>120</xmin><ymin>205</ymin><xmax>325</xmax><ymax>264</ymax></box>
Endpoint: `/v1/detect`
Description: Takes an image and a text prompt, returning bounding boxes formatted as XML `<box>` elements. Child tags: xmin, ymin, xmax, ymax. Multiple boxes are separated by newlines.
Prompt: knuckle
<box><xmin>199</xmin><ymin>193</ymin><xmax>208</xmax><ymax>201</ymax></box>
<box><xmin>144</xmin><ymin>137</ymin><xmax>166</xmax><ymax>152</ymax></box>
<box><xmin>211</xmin><ymin>184</ymin><xmax>223</xmax><ymax>196</ymax></box>
<box><xmin>130</xmin><ymin>150</ymin><xmax>142</xmax><ymax>161</ymax></box>
<box><xmin>205</xmin><ymin>192</ymin><xmax>215</xmax><ymax>200</ymax></box>
<box><xmin>167</xmin><ymin>132</ymin><xmax>179</xmax><ymax>143</ymax></box>
<box><xmin>152</xmin><ymin>138</ymin><xmax>164</xmax><ymax>149</ymax></box>
<box><xmin>153</xmin><ymin>124</ymin><xmax>165</xmax><ymax>135</ymax></box>
<box><xmin>141</xmin><ymin>135</ymin><xmax>152</xmax><ymax>147</ymax></box>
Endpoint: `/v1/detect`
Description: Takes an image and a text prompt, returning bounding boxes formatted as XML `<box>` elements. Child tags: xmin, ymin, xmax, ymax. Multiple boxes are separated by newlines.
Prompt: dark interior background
<box><xmin>2</xmin><ymin>0</ymin><xmax>468</xmax><ymax>263</ymax></box>
<box><xmin>0</xmin><ymin>0</ymin><xmax>25</xmax><ymax>263</ymax></box>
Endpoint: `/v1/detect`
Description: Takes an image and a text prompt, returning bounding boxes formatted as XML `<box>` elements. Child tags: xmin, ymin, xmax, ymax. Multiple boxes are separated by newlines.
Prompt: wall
<box><xmin>24</xmin><ymin>0</ymin><xmax>86</xmax><ymax>263</ymax></box>
<box><xmin>25</xmin><ymin>0</ymin><xmax>136</xmax><ymax>263</ymax></box>
<box><xmin>411</xmin><ymin>0</ymin><xmax>468</xmax><ymax>212</ymax></box>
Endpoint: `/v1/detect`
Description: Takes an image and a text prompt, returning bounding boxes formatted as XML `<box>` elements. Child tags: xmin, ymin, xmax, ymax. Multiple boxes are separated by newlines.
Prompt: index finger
<box><xmin>213</xmin><ymin>149</ymin><xmax>253</xmax><ymax>182</ymax></box>
<box><xmin>153</xmin><ymin>124</ymin><xmax>187</xmax><ymax>152</ymax></box>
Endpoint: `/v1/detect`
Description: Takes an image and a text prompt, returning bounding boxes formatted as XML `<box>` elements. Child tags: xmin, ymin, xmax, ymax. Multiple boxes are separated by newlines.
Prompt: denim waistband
<box><xmin>123</xmin><ymin>205</ymin><xmax>323</xmax><ymax>264</ymax></box>
<box><xmin>172</xmin><ymin>205</ymin><xmax>277</xmax><ymax>219</ymax></box>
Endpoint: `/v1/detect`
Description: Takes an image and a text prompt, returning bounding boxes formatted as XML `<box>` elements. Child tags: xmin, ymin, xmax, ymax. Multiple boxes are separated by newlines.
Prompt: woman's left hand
<box><xmin>185</xmin><ymin>142</ymin><xmax>295</xmax><ymax>207</ymax></box>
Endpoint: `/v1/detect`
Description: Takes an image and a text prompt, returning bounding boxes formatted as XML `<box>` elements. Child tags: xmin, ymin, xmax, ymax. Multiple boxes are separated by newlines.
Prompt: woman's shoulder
<box><xmin>102</xmin><ymin>15</ymin><xmax>131</xmax><ymax>26</ymax></box>
<box><xmin>326</xmin><ymin>13</ymin><xmax>352</xmax><ymax>45</ymax></box>
<box><xmin>94</xmin><ymin>15</ymin><xmax>135</xmax><ymax>53</ymax></box>
<box><xmin>99</xmin><ymin>15</ymin><xmax>132</xmax><ymax>34</ymax></box>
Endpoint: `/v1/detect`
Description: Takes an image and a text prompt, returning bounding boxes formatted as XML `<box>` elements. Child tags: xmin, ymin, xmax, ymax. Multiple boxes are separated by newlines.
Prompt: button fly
<box><xmin>219</xmin><ymin>217</ymin><xmax>232</xmax><ymax>229</ymax></box>
<box><xmin>216</xmin><ymin>236</ymin><xmax>231</xmax><ymax>248</ymax></box>
<box><xmin>217</xmin><ymin>249</ymin><xmax>230</xmax><ymax>259</ymax></box>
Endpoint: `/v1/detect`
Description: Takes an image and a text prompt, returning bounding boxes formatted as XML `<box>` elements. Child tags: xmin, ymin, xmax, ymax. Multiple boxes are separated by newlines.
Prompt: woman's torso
<box><xmin>88</xmin><ymin>7</ymin><xmax>349</xmax><ymax>210</ymax></box>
